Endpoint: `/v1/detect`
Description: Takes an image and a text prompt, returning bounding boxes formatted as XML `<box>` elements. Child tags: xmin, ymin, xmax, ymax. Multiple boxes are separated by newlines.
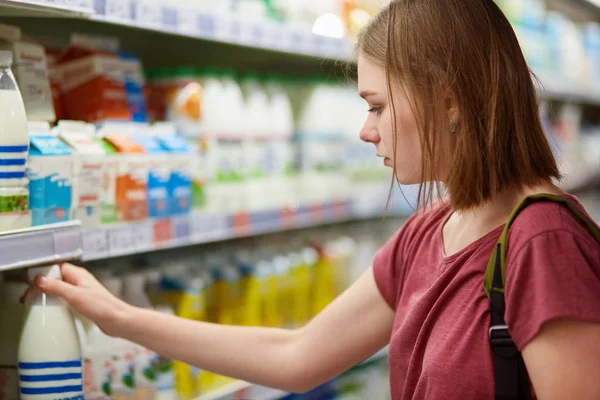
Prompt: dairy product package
<box><xmin>45</xmin><ymin>48</ymin><xmax>66</xmax><ymax>121</ymax></box>
<box><xmin>93</xmin><ymin>125</ymin><xmax>120</xmax><ymax>224</ymax></box>
<box><xmin>28</xmin><ymin>121</ymin><xmax>73</xmax><ymax>226</ymax></box>
<box><xmin>153</xmin><ymin>122</ymin><xmax>193</xmax><ymax>216</ymax></box>
<box><xmin>130</xmin><ymin>123</ymin><xmax>170</xmax><ymax>218</ymax></box>
<box><xmin>121</xmin><ymin>52</ymin><xmax>148</xmax><ymax>122</ymax></box>
<box><xmin>0</xmin><ymin>50</ymin><xmax>30</xmax><ymax>188</ymax></box>
<box><xmin>0</xmin><ymin>281</ymin><xmax>27</xmax><ymax>400</ymax></box>
<box><xmin>19</xmin><ymin>265</ymin><xmax>84</xmax><ymax>400</ymax></box>
<box><xmin>58</xmin><ymin>39</ymin><xmax>130</xmax><ymax>122</ymax></box>
<box><xmin>55</xmin><ymin>120</ymin><xmax>105</xmax><ymax>227</ymax></box>
<box><xmin>0</xmin><ymin>24</ymin><xmax>56</xmax><ymax>122</ymax></box>
<box><xmin>100</xmin><ymin>122</ymin><xmax>148</xmax><ymax>221</ymax></box>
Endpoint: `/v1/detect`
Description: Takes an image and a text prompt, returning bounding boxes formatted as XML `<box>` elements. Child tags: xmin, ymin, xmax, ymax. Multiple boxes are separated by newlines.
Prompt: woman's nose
<box><xmin>360</xmin><ymin>123</ymin><xmax>380</xmax><ymax>144</ymax></box>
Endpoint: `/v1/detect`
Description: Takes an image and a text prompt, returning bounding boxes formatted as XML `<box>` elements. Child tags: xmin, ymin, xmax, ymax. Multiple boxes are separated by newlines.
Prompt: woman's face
<box><xmin>357</xmin><ymin>55</ymin><xmax>423</xmax><ymax>185</ymax></box>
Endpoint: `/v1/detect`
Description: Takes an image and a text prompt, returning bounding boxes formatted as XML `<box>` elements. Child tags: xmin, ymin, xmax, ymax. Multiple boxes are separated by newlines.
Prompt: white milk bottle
<box><xmin>124</xmin><ymin>272</ymin><xmax>176</xmax><ymax>400</ymax></box>
<box><xmin>76</xmin><ymin>313</ymin><xmax>112</xmax><ymax>400</ymax></box>
<box><xmin>18</xmin><ymin>265</ymin><xmax>84</xmax><ymax>400</ymax></box>
<box><xmin>99</xmin><ymin>277</ymin><xmax>137</xmax><ymax>400</ymax></box>
<box><xmin>0</xmin><ymin>50</ymin><xmax>29</xmax><ymax>188</ymax></box>
<box><xmin>0</xmin><ymin>281</ymin><xmax>28</xmax><ymax>400</ymax></box>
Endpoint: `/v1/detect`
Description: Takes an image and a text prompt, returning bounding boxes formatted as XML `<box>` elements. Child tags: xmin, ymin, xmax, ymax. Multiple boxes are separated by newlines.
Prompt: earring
<box><xmin>448</xmin><ymin>120</ymin><xmax>457</xmax><ymax>133</ymax></box>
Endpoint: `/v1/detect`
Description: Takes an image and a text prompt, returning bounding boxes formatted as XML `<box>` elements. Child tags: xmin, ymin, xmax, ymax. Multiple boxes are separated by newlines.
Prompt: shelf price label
<box><xmin>198</xmin><ymin>13</ymin><xmax>216</xmax><ymax>40</ymax></box>
<box><xmin>161</xmin><ymin>7</ymin><xmax>178</xmax><ymax>29</ymax></box>
<box><xmin>104</xmin><ymin>0</ymin><xmax>131</xmax><ymax>20</ymax></box>
<box><xmin>108</xmin><ymin>225</ymin><xmax>136</xmax><ymax>256</ymax></box>
<box><xmin>332</xmin><ymin>200</ymin><xmax>348</xmax><ymax>220</ymax></box>
<box><xmin>82</xmin><ymin>229</ymin><xmax>109</xmax><ymax>258</ymax></box>
<box><xmin>132</xmin><ymin>221</ymin><xmax>153</xmax><ymax>252</ymax></box>
<box><xmin>177</xmin><ymin>8</ymin><xmax>198</xmax><ymax>36</ymax></box>
<box><xmin>281</xmin><ymin>206</ymin><xmax>296</xmax><ymax>229</ymax></box>
<box><xmin>172</xmin><ymin>216</ymin><xmax>191</xmax><ymax>242</ymax></box>
<box><xmin>232</xmin><ymin>212</ymin><xmax>250</xmax><ymax>236</ymax></box>
<box><xmin>153</xmin><ymin>219</ymin><xmax>174</xmax><ymax>245</ymax></box>
<box><xmin>309</xmin><ymin>204</ymin><xmax>324</xmax><ymax>224</ymax></box>
<box><xmin>134</xmin><ymin>0</ymin><xmax>161</xmax><ymax>28</ymax></box>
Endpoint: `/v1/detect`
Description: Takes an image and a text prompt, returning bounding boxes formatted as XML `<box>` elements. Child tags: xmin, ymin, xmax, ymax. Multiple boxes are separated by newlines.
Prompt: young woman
<box><xmin>35</xmin><ymin>1</ymin><xmax>600</xmax><ymax>399</ymax></box>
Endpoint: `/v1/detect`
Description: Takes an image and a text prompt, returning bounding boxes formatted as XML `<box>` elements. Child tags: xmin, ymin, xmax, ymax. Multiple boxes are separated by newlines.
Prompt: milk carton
<box><xmin>0</xmin><ymin>24</ymin><xmax>56</xmax><ymax>122</ymax></box>
<box><xmin>130</xmin><ymin>123</ymin><xmax>170</xmax><ymax>218</ymax></box>
<box><xmin>55</xmin><ymin>120</ymin><xmax>105</xmax><ymax>227</ymax></box>
<box><xmin>58</xmin><ymin>42</ymin><xmax>129</xmax><ymax>122</ymax></box>
<box><xmin>0</xmin><ymin>281</ymin><xmax>27</xmax><ymax>400</ymax></box>
<box><xmin>19</xmin><ymin>265</ymin><xmax>84</xmax><ymax>400</ymax></box>
<box><xmin>100</xmin><ymin>122</ymin><xmax>148</xmax><ymax>221</ymax></box>
<box><xmin>153</xmin><ymin>123</ymin><xmax>193</xmax><ymax>216</ymax></box>
<box><xmin>121</xmin><ymin>52</ymin><xmax>148</xmax><ymax>122</ymax></box>
<box><xmin>27</xmin><ymin>122</ymin><xmax>73</xmax><ymax>226</ymax></box>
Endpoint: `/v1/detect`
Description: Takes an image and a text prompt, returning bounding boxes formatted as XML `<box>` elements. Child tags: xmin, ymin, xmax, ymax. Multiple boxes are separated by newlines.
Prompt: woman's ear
<box><xmin>445</xmin><ymin>88</ymin><xmax>460</xmax><ymax>126</ymax></box>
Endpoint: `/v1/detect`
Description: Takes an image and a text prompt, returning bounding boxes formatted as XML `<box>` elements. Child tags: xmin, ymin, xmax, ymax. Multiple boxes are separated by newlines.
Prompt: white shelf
<box><xmin>81</xmin><ymin>199</ymin><xmax>409</xmax><ymax>262</ymax></box>
<box><xmin>0</xmin><ymin>0</ymin><xmax>94</xmax><ymax>17</ymax></box>
<box><xmin>0</xmin><ymin>221</ymin><xmax>82</xmax><ymax>272</ymax></box>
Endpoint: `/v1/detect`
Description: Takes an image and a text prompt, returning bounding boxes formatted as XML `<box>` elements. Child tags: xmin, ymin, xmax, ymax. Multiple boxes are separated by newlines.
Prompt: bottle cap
<box><xmin>27</xmin><ymin>265</ymin><xmax>62</xmax><ymax>283</ymax></box>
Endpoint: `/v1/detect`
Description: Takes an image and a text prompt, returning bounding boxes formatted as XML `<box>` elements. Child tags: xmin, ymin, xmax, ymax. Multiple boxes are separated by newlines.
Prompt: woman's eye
<box><xmin>368</xmin><ymin>107</ymin><xmax>382</xmax><ymax>116</ymax></box>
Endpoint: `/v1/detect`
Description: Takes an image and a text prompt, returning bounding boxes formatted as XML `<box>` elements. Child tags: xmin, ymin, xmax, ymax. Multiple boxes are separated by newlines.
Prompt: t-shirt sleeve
<box><xmin>505</xmin><ymin>229</ymin><xmax>600</xmax><ymax>351</ymax></box>
<box><xmin>373</xmin><ymin>229</ymin><xmax>404</xmax><ymax>310</ymax></box>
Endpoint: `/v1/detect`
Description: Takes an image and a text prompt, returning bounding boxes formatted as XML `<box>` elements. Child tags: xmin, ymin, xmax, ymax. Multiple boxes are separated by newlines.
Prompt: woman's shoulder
<box><xmin>506</xmin><ymin>193</ymin><xmax>599</xmax><ymax>253</ymax></box>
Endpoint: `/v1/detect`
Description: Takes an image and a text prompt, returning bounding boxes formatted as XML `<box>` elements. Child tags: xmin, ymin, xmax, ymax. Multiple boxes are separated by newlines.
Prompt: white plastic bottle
<box><xmin>99</xmin><ymin>277</ymin><xmax>137</xmax><ymax>400</ymax></box>
<box><xmin>124</xmin><ymin>272</ymin><xmax>176</xmax><ymax>400</ymax></box>
<box><xmin>0</xmin><ymin>50</ymin><xmax>29</xmax><ymax>188</ymax></box>
<box><xmin>18</xmin><ymin>265</ymin><xmax>84</xmax><ymax>400</ymax></box>
<box><xmin>81</xmin><ymin>317</ymin><xmax>113</xmax><ymax>400</ymax></box>
<box><xmin>0</xmin><ymin>281</ymin><xmax>28</xmax><ymax>400</ymax></box>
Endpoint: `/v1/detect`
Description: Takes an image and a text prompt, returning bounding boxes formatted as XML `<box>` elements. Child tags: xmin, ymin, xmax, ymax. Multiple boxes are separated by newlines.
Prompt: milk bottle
<box><xmin>79</xmin><ymin>315</ymin><xmax>112</xmax><ymax>400</ymax></box>
<box><xmin>18</xmin><ymin>265</ymin><xmax>84</xmax><ymax>400</ymax></box>
<box><xmin>0</xmin><ymin>281</ymin><xmax>28</xmax><ymax>400</ymax></box>
<box><xmin>0</xmin><ymin>50</ymin><xmax>29</xmax><ymax>188</ymax></box>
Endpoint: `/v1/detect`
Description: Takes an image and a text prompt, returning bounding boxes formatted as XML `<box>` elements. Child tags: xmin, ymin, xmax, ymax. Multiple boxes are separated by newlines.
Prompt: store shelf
<box><xmin>0</xmin><ymin>221</ymin><xmax>82</xmax><ymax>272</ymax></box>
<box><xmin>195</xmin><ymin>347</ymin><xmax>389</xmax><ymax>400</ymax></box>
<box><xmin>81</xmin><ymin>200</ymin><xmax>408</xmax><ymax>261</ymax></box>
<box><xmin>0</xmin><ymin>0</ymin><xmax>94</xmax><ymax>17</ymax></box>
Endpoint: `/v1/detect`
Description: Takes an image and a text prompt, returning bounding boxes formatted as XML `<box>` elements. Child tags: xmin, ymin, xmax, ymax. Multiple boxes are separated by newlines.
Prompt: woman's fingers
<box><xmin>35</xmin><ymin>275</ymin><xmax>80</xmax><ymax>305</ymax></box>
<box><xmin>60</xmin><ymin>263</ymin><xmax>95</xmax><ymax>287</ymax></box>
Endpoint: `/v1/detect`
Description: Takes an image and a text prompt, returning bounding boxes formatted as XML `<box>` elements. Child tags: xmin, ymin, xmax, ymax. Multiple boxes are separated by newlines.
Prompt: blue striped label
<box><xmin>0</xmin><ymin>171</ymin><xmax>25</xmax><ymax>179</ymax></box>
<box><xmin>0</xmin><ymin>158</ymin><xmax>26</xmax><ymax>166</ymax></box>
<box><xmin>19</xmin><ymin>360</ymin><xmax>82</xmax><ymax>369</ymax></box>
<box><xmin>20</xmin><ymin>385</ymin><xmax>83</xmax><ymax>395</ymax></box>
<box><xmin>19</xmin><ymin>372</ymin><xmax>83</xmax><ymax>382</ymax></box>
<box><xmin>0</xmin><ymin>145</ymin><xmax>28</xmax><ymax>153</ymax></box>
<box><xmin>19</xmin><ymin>360</ymin><xmax>84</xmax><ymax>398</ymax></box>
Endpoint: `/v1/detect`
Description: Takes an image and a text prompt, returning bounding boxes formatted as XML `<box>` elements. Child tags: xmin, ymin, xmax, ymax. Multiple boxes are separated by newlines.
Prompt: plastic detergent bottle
<box><xmin>0</xmin><ymin>281</ymin><xmax>28</xmax><ymax>400</ymax></box>
<box><xmin>123</xmin><ymin>272</ymin><xmax>175</xmax><ymax>400</ymax></box>
<box><xmin>18</xmin><ymin>265</ymin><xmax>84</xmax><ymax>400</ymax></box>
<box><xmin>0</xmin><ymin>50</ymin><xmax>29</xmax><ymax>188</ymax></box>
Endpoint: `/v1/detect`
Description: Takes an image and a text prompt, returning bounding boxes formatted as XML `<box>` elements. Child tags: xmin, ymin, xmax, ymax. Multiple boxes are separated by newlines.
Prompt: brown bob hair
<box><xmin>357</xmin><ymin>0</ymin><xmax>561</xmax><ymax>210</ymax></box>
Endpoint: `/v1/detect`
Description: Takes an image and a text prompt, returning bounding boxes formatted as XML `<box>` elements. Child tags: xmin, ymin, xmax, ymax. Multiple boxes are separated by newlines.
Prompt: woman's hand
<box><xmin>33</xmin><ymin>263</ymin><xmax>133</xmax><ymax>337</ymax></box>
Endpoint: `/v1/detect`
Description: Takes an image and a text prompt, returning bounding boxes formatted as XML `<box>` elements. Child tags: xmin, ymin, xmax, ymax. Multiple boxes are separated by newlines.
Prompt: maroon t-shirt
<box><xmin>373</xmin><ymin>194</ymin><xmax>600</xmax><ymax>400</ymax></box>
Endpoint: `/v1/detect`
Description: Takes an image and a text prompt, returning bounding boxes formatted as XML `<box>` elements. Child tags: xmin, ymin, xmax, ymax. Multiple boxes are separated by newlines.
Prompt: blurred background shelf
<box><xmin>81</xmin><ymin>199</ymin><xmax>410</xmax><ymax>262</ymax></box>
<box><xmin>0</xmin><ymin>221</ymin><xmax>82</xmax><ymax>272</ymax></box>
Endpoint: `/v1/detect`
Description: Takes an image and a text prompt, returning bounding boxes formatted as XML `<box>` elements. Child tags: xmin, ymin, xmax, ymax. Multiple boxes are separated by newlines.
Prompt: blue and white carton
<box><xmin>153</xmin><ymin>122</ymin><xmax>192</xmax><ymax>216</ymax></box>
<box><xmin>27</xmin><ymin>122</ymin><xmax>73</xmax><ymax>226</ymax></box>
<box><xmin>130</xmin><ymin>123</ymin><xmax>170</xmax><ymax>218</ymax></box>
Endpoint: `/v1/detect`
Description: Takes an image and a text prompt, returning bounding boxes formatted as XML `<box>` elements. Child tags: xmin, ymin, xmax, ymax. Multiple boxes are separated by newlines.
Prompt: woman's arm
<box><xmin>522</xmin><ymin>319</ymin><xmax>600</xmax><ymax>400</ymax></box>
<box><xmin>37</xmin><ymin>263</ymin><xmax>394</xmax><ymax>393</ymax></box>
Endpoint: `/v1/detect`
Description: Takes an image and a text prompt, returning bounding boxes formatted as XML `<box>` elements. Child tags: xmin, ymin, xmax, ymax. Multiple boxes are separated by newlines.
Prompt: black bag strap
<box><xmin>484</xmin><ymin>193</ymin><xmax>600</xmax><ymax>400</ymax></box>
